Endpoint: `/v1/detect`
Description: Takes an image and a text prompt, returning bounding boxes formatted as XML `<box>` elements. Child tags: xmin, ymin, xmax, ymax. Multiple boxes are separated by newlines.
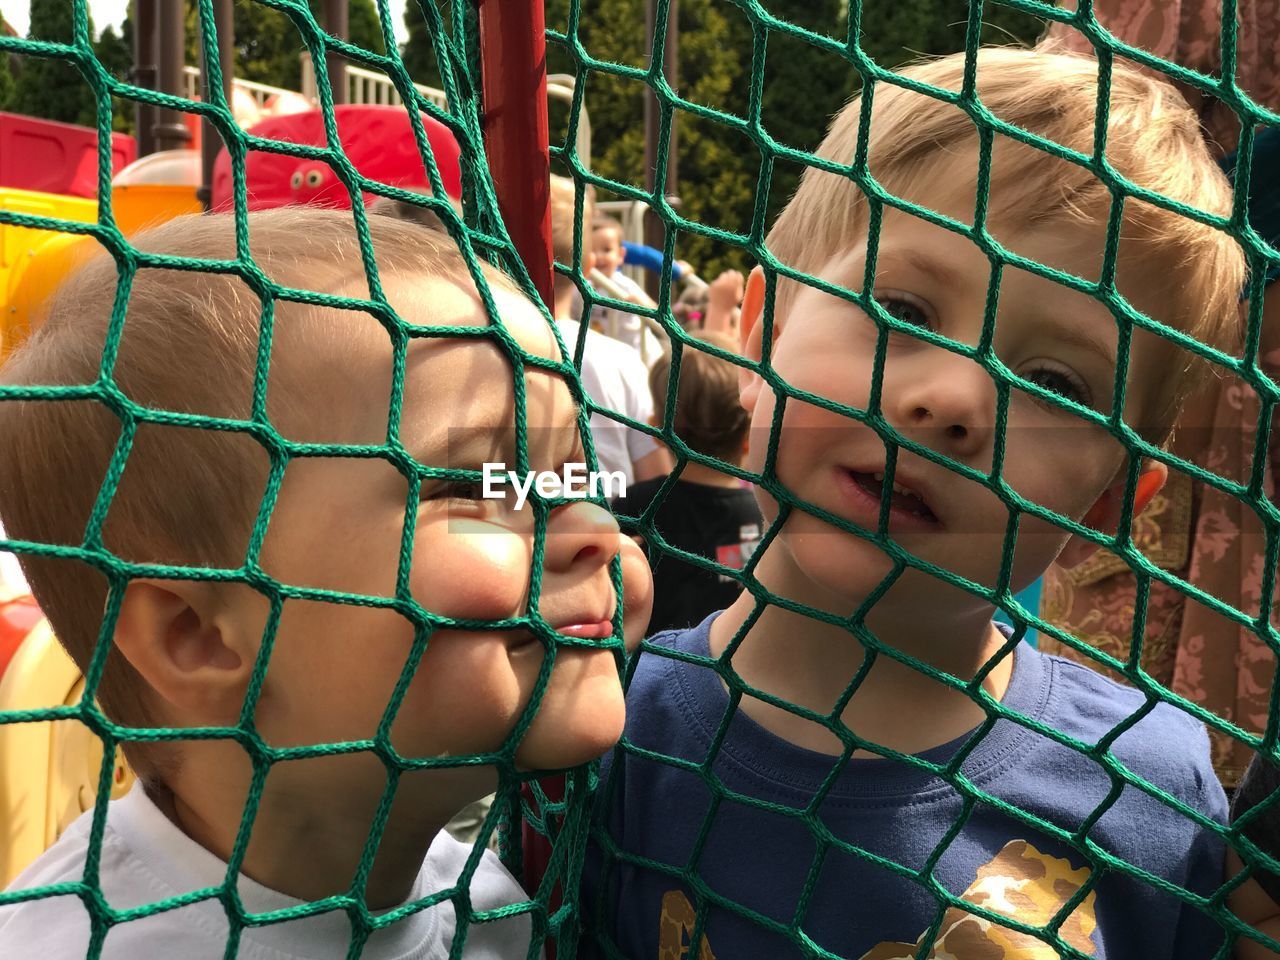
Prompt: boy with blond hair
<box><xmin>549</xmin><ymin>176</ymin><xmax>672</xmax><ymax>487</ymax></box>
<box><xmin>585</xmin><ymin>47</ymin><xmax>1247</xmax><ymax>957</ymax></box>
<box><xmin>0</xmin><ymin>207</ymin><xmax>653</xmax><ymax>958</ymax></box>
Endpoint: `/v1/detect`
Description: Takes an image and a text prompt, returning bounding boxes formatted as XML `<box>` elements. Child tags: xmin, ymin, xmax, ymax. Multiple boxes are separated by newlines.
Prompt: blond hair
<box><xmin>592</xmin><ymin>215</ymin><xmax>624</xmax><ymax>240</ymax></box>
<box><xmin>0</xmin><ymin>207</ymin><xmax>511</xmax><ymax>770</ymax></box>
<box><xmin>650</xmin><ymin>332</ymin><xmax>750</xmax><ymax>463</ymax></box>
<box><xmin>549</xmin><ymin>174</ymin><xmax>597</xmax><ymax>302</ymax></box>
<box><xmin>767</xmin><ymin>46</ymin><xmax>1244</xmax><ymax>442</ymax></box>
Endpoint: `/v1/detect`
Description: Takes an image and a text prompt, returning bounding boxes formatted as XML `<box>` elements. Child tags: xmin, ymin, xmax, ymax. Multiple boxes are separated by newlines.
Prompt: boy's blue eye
<box><xmin>1024</xmin><ymin>366</ymin><xmax>1091</xmax><ymax>408</ymax></box>
<box><xmin>874</xmin><ymin>294</ymin><xmax>931</xmax><ymax>329</ymax></box>
<box><xmin>447</xmin><ymin>481</ymin><xmax>487</xmax><ymax>501</ymax></box>
<box><xmin>426</xmin><ymin>479</ymin><xmax>488</xmax><ymax>502</ymax></box>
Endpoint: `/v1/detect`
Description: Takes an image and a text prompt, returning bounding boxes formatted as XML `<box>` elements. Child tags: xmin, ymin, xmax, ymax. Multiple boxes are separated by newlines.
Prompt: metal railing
<box><xmin>182</xmin><ymin>60</ymin><xmax>592</xmax><ymax>170</ymax></box>
<box><xmin>180</xmin><ymin>65</ymin><xmax>297</xmax><ymax>111</ymax></box>
<box><xmin>298</xmin><ymin>58</ymin><xmax>591</xmax><ymax>168</ymax></box>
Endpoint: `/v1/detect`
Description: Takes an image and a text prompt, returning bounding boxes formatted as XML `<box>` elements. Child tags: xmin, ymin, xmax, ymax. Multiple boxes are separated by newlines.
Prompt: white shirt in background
<box><xmin>590</xmin><ymin>271</ymin><xmax>666</xmax><ymax>367</ymax></box>
<box><xmin>556</xmin><ymin>319</ymin><xmax>659</xmax><ymax>490</ymax></box>
<box><xmin>0</xmin><ymin>783</ymin><xmax>536</xmax><ymax>959</ymax></box>
<box><xmin>0</xmin><ymin>519</ymin><xmax>29</xmax><ymax>596</ymax></box>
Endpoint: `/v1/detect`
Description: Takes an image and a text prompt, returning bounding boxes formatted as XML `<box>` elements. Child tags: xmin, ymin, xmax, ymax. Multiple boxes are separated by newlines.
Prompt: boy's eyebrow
<box><xmin>411</xmin><ymin>399</ymin><xmax>514</xmax><ymax>466</ymax></box>
<box><xmin>872</xmin><ymin>248</ymin><xmax>970</xmax><ymax>295</ymax></box>
<box><xmin>1036</xmin><ymin>316</ymin><xmax>1118</xmax><ymax>369</ymax></box>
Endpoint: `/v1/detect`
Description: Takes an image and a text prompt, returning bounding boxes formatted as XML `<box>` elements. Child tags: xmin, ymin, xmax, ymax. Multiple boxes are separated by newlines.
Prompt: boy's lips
<box><xmin>835</xmin><ymin>465</ymin><xmax>942</xmax><ymax>531</ymax></box>
<box><xmin>506</xmin><ymin>613</ymin><xmax>617</xmax><ymax>653</ymax></box>
<box><xmin>553</xmin><ymin>619</ymin><xmax>615</xmax><ymax>639</ymax></box>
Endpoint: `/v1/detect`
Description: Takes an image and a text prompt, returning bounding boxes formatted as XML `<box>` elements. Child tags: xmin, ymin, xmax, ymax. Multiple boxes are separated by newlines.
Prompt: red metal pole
<box><xmin>478</xmin><ymin>0</ymin><xmax>554</xmax><ymax>311</ymax></box>
<box><xmin>477</xmin><ymin>0</ymin><xmax>559</xmax><ymax>910</ymax></box>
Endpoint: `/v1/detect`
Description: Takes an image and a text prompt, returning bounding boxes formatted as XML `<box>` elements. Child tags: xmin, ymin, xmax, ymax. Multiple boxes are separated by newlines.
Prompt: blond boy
<box><xmin>0</xmin><ymin>208</ymin><xmax>652</xmax><ymax>958</ymax></box>
<box><xmin>586</xmin><ymin>48</ymin><xmax>1245</xmax><ymax>958</ymax></box>
<box><xmin>550</xmin><ymin>176</ymin><xmax>672</xmax><ymax>486</ymax></box>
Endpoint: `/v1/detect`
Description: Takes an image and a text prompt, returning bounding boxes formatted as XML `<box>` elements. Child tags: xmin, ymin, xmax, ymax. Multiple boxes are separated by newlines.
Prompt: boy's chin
<box><xmin>512</xmin><ymin>654</ymin><xmax>627</xmax><ymax>772</ymax></box>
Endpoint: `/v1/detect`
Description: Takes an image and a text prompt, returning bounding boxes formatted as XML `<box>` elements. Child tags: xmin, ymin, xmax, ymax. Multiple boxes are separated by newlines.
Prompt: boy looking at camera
<box><xmin>586</xmin><ymin>47</ymin><xmax>1244</xmax><ymax>958</ymax></box>
<box><xmin>0</xmin><ymin>208</ymin><xmax>652</xmax><ymax>958</ymax></box>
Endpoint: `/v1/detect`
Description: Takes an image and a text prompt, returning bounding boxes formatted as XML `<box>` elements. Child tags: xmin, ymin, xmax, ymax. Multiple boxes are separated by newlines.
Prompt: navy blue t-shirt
<box><xmin>583</xmin><ymin>614</ymin><xmax>1228</xmax><ymax>958</ymax></box>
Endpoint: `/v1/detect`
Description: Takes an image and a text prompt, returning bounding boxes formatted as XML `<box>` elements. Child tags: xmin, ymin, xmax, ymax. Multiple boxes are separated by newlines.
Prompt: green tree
<box><xmin>399</xmin><ymin>2</ymin><xmax>458</xmax><ymax>92</ymax></box>
<box><xmin>545</xmin><ymin>0</ymin><xmax>761</xmax><ymax>278</ymax></box>
<box><xmin>185</xmin><ymin>0</ymin><xmax>388</xmax><ymax>92</ymax></box>
<box><xmin>0</xmin><ymin>51</ymin><xmax>15</xmax><ymax>113</ymax></box>
<box><xmin>536</xmin><ymin>0</ymin><xmax>1046</xmax><ymax>278</ymax></box>
<box><xmin>0</xmin><ymin>13</ymin><xmax>15</xmax><ymax>112</ymax></box>
<box><xmin>12</xmin><ymin>1</ymin><xmax>98</xmax><ymax>128</ymax></box>
<box><xmin>94</xmin><ymin>23</ymin><xmax>135</xmax><ymax>134</ymax></box>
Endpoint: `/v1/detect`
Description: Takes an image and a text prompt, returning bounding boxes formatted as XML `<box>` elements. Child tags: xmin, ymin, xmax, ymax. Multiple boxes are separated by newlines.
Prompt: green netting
<box><xmin>0</xmin><ymin>1</ymin><xmax>1279</xmax><ymax>959</ymax></box>
<box><xmin>550</xmin><ymin>3</ymin><xmax>1280</xmax><ymax>959</ymax></box>
<box><xmin>0</xmin><ymin>1</ymin><xmax>611</xmax><ymax>958</ymax></box>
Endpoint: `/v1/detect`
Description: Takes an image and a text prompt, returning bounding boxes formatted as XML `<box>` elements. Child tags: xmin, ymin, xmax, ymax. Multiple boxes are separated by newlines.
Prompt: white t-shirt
<box><xmin>556</xmin><ymin>319</ymin><xmax>659</xmax><ymax>489</ymax></box>
<box><xmin>589</xmin><ymin>271</ymin><xmax>665</xmax><ymax>366</ymax></box>
<box><xmin>0</xmin><ymin>784</ymin><xmax>535</xmax><ymax>959</ymax></box>
<box><xmin>0</xmin><ymin>519</ymin><xmax>29</xmax><ymax>596</ymax></box>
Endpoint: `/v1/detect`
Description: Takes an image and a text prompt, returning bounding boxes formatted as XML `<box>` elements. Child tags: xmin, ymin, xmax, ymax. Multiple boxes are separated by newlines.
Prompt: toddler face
<box><xmin>253</xmin><ymin>280</ymin><xmax>652</xmax><ymax>773</ymax></box>
<box><xmin>748</xmin><ymin>199</ymin><xmax>1169</xmax><ymax>616</ymax></box>
<box><xmin>592</xmin><ymin>226</ymin><xmax>625</xmax><ymax>277</ymax></box>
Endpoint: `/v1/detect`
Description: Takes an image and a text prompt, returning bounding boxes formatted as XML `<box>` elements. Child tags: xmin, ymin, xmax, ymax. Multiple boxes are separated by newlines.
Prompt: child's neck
<box><xmin>157</xmin><ymin>748</ymin><xmax>496</xmax><ymax>909</ymax></box>
<box><xmin>678</xmin><ymin>460</ymin><xmax>745</xmax><ymax>488</ymax></box>
<box><xmin>708</xmin><ymin>565</ymin><xmax>1014</xmax><ymax>758</ymax></box>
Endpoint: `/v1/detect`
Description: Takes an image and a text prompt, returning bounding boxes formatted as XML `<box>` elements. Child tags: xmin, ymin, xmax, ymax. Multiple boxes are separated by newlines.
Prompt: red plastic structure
<box><xmin>0</xmin><ymin>112</ymin><xmax>136</xmax><ymax>199</ymax></box>
<box><xmin>210</xmin><ymin>105</ymin><xmax>462</xmax><ymax>212</ymax></box>
<box><xmin>0</xmin><ymin>595</ymin><xmax>41</xmax><ymax>682</ymax></box>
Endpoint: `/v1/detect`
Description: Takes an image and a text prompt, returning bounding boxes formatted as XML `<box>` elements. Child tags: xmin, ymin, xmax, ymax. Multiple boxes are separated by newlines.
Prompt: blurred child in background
<box><xmin>611</xmin><ymin>332</ymin><xmax>762</xmax><ymax>634</ymax></box>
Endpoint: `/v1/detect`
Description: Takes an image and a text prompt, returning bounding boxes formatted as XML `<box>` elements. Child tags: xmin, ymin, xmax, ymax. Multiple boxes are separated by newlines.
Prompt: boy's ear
<box><xmin>113</xmin><ymin>580</ymin><xmax>261</xmax><ymax>722</ymax></box>
<box><xmin>1056</xmin><ymin>461</ymin><xmax>1168</xmax><ymax>568</ymax></box>
<box><xmin>738</xmin><ymin>266</ymin><xmax>773</xmax><ymax>412</ymax></box>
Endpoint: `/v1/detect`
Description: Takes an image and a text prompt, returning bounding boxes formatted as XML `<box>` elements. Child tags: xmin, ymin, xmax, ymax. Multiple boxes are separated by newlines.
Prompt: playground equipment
<box><xmin>0</xmin><ymin>150</ymin><xmax>203</xmax><ymax>359</ymax></box>
<box><xmin>210</xmin><ymin>105</ymin><xmax>464</xmax><ymax>211</ymax></box>
<box><xmin>0</xmin><ymin>616</ymin><xmax>135</xmax><ymax>888</ymax></box>
<box><xmin>0</xmin><ymin>111</ymin><xmax>136</xmax><ymax>200</ymax></box>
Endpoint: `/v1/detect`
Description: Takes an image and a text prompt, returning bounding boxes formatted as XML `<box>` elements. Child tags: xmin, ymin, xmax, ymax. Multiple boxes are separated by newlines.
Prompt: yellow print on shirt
<box><xmin>860</xmin><ymin>839</ymin><xmax>1098</xmax><ymax>959</ymax></box>
<box><xmin>656</xmin><ymin>839</ymin><xmax>1096</xmax><ymax>960</ymax></box>
<box><xmin>659</xmin><ymin>889</ymin><xmax>717</xmax><ymax>960</ymax></box>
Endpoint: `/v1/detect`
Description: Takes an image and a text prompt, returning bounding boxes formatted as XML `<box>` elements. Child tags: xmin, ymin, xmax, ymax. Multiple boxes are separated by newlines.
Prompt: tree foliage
<box><xmin>183</xmin><ymin>0</ymin><xmax>387</xmax><ymax>92</ymax></box>
<box><xmin>7</xmin><ymin>0</ymin><xmax>1045</xmax><ymax>277</ymax></box>
<box><xmin>399</xmin><ymin>1</ymin><xmax>459</xmax><ymax>91</ymax></box>
<box><xmin>535</xmin><ymin>0</ymin><xmax>1045</xmax><ymax>278</ymax></box>
<box><xmin>94</xmin><ymin>24</ymin><xmax>135</xmax><ymax>134</ymax></box>
<box><xmin>0</xmin><ymin>50</ymin><xmax>15</xmax><ymax>114</ymax></box>
<box><xmin>11</xmin><ymin>1</ymin><xmax>97</xmax><ymax>128</ymax></box>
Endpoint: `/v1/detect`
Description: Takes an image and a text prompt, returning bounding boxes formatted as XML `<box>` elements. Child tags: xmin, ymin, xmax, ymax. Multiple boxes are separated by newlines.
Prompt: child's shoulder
<box><xmin>0</xmin><ymin>789</ymin><xmax>160</xmax><ymax>957</ymax></box>
<box><xmin>1036</xmin><ymin>648</ymin><xmax>1220</xmax><ymax>807</ymax></box>
<box><xmin>424</xmin><ymin>830</ymin><xmax>528</xmax><ymax>906</ymax></box>
<box><xmin>621</xmin><ymin>616</ymin><xmax>721</xmax><ymax>729</ymax></box>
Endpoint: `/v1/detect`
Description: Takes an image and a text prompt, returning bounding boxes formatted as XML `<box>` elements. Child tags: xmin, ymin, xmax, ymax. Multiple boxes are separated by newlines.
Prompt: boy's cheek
<box><xmin>409</xmin><ymin>524</ymin><xmax>532</xmax><ymax>620</ymax></box>
<box><xmin>618</xmin><ymin>536</ymin><xmax>654</xmax><ymax>650</ymax></box>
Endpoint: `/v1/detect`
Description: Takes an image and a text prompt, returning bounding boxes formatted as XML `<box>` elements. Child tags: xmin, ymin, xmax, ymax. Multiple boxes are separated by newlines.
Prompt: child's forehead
<box><xmin>271</xmin><ymin>275</ymin><xmax>569</xmax><ymax>445</ymax></box>
<box><xmin>379</xmin><ymin>275</ymin><xmax>559</xmax><ymax>357</ymax></box>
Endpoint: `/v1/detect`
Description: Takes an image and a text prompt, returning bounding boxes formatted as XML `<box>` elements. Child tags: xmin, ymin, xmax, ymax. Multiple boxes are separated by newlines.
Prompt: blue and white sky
<box><xmin>1</xmin><ymin>2</ymin><xmax>412</xmax><ymax>44</ymax></box>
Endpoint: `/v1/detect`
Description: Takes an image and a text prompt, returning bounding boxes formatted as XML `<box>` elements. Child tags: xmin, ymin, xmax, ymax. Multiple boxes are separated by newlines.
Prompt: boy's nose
<box><xmin>542</xmin><ymin>500</ymin><xmax>622</xmax><ymax>572</ymax></box>
<box><xmin>886</xmin><ymin>354</ymin><xmax>993</xmax><ymax>461</ymax></box>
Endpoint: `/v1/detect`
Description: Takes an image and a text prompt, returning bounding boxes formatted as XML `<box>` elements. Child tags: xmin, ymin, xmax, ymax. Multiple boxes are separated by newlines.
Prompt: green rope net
<box><xmin>0</xmin><ymin>1</ymin><xmax>605</xmax><ymax>957</ymax></box>
<box><xmin>555</xmin><ymin>2</ymin><xmax>1280</xmax><ymax>959</ymax></box>
<box><xmin>0</xmin><ymin>1</ymin><xmax>1276</xmax><ymax>959</ymax></box>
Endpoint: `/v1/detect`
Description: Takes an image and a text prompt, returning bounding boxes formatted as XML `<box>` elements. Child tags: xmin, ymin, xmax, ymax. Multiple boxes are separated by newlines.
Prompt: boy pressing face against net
<box><xmin>586</xmin><ymin>48</ymin><xmax>1250</xmax><ymax>958</ymax></box>
<box><xmin>0</xmin><ymin>208</ymin><xmax>652</xmax><ymax>959</ymax></box>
